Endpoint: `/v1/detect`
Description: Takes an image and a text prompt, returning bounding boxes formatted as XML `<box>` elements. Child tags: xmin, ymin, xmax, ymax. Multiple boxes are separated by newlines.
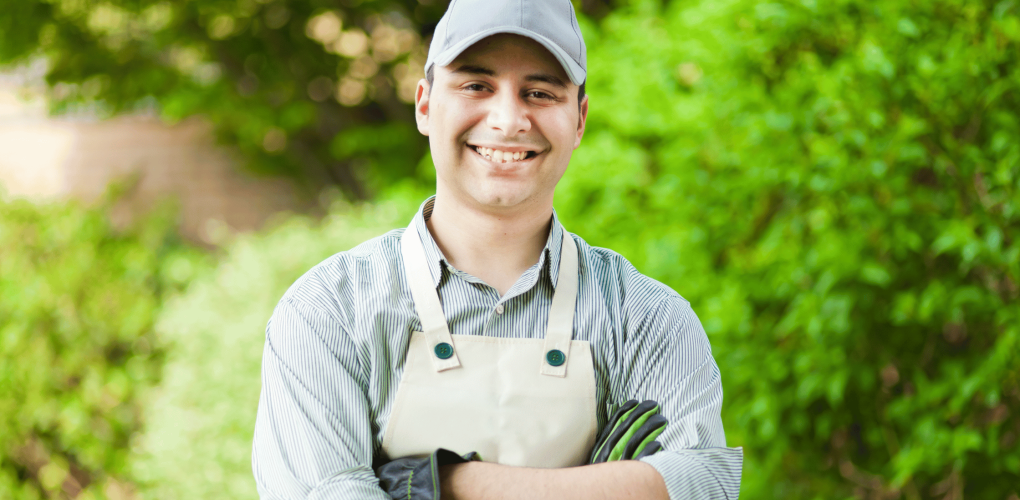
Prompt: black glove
<box><xmin>376</xmin><ymin>448</ymin><xmax>480</xmax><ymax>500</ymax></box>
<box><xmin>590</xmin><ymin>399</ymin><xmax>667</xmax><ymax>463</ymax></box>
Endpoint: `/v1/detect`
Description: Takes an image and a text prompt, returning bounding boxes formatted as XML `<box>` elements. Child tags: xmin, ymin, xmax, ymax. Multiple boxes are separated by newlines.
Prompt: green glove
<box><xmin>589</xmin><ymin>399</ymin><xmax>667</xmax><ymax>463</ymax></box>
<box><xmin>375</xmin><ymin>448</ymin><xmax>481</xmax><ymax>500</ymax></box>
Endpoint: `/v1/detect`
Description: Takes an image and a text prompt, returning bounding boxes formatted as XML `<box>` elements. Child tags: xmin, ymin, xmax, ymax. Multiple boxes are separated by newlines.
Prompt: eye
<box><xmin>464</xmin><ymin>83</ymin><xmax>488</xmax><ymax>92</ymax></box>
<box><xmin>526</xmin><ymin>90</ymin><xmax>556</xmax><ymax>100</ymax></box>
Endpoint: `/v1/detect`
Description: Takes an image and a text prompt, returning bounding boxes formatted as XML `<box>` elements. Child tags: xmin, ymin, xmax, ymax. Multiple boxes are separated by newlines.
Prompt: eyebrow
<box><xmin>450</xmin><ymin>64</ymin><xmax>568</xmax><ymax>89</ymax></box>
<box><xmin>525</xmin><ymin>73</ymin><xmax>567</xmax><ymax>88</ymax></box>
<box><xmin>451</xmin><ymin>64</ymin><xmax>496</xmax><ymax>77</ymax></box>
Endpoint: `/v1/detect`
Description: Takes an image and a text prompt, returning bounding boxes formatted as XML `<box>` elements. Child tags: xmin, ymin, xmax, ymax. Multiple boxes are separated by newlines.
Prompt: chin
<box><xmin>467</xmin><ymin>183</ymin><xmax>534</xmax><ymax>209</ymax></box>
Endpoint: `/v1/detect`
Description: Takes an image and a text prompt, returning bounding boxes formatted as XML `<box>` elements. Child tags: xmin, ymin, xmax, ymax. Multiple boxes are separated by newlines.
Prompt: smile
<box><xmin>467</xmin><ymin>144</ymin><xmax>540</xmax><ymax>164</ymax></box>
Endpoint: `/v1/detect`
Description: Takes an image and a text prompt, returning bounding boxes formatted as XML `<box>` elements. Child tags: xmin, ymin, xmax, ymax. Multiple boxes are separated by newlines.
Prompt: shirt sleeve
<box><xmin>617</xmin><ymin>296</ymin><xmax>743</xmax><ymax>499</ymax></box>
<box><xmin>252</xmin><ymin>296</ymin><xmax>389</xmax><ymax>500</ymax></box>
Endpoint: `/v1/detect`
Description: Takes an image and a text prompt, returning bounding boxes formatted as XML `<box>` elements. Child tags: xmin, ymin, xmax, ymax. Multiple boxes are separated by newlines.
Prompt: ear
<box><xmin>415</xmin><ymin>78</ymin><xmax>431</xmax><ymax>136</ymax></box>
<box><xmin>573</xmin><ymin>94</ymin><xmax>588</xmax><ymax>149</ymax></box>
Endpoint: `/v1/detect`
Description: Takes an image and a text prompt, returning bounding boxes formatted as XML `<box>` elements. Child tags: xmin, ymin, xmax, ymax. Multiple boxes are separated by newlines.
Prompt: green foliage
<box><xmin>0</xmin><ymin>193</ymin><xmax>206</xmax><ymax>499</ymax></box>
<box><xmin>127</xmin><ymin>186</ymin><xmax>426</xmax><ymax>499</ymax></box>
<box><xmin>555</xmin><ymin>0</ymin><xmax>1020</xmax><ymax>497</ymax></box>
<box><xmin>0</xmin><ymin>0</ymin><xmax>451</xmax><ymax>198</ymax></box>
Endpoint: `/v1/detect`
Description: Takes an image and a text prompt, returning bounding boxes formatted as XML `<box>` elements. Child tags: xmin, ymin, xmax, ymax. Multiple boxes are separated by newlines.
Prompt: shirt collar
<box><xmin>412</xmin><ymin>196</ymin><xmax>565</xmax><ymax>290</ymax></box>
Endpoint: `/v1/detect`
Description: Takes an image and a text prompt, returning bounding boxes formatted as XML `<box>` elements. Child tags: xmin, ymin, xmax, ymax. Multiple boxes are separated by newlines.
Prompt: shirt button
<box><xmin>495</xmin><ymin>304</ymin><xmax>505</xmax><ymax>315</ymax></box>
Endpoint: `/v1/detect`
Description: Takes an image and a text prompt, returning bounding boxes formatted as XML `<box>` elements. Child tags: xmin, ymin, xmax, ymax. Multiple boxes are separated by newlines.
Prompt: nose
<box><xmin>485</xmin><ymin>89</ymin><xmax>531</xmax><ymax>137</ymax></box>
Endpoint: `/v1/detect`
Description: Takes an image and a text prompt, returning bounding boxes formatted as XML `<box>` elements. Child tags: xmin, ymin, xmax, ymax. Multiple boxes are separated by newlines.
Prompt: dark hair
<box><xmin>425</xmin><ymin>65</ymin><xmax>586</xmax><ymax>110</ymax></box>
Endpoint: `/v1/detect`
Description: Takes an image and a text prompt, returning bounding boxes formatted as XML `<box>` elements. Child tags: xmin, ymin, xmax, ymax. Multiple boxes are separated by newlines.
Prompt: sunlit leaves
<box><xmin>0</xmin><ymin>0</ymin><xmax>448</xmax><ymax>199</ymax></box>
<box><xmin>556</xmin><ymin>0</ymin><xmax>1020</xmax><ymax>497</ymax></box>
<box><xmin>0</xmin><ymin>195</ymin><xmax>207</xmax><ymax>499</ymax></box>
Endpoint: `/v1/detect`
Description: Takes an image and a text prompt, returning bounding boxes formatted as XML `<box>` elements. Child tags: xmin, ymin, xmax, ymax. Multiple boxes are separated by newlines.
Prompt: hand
<box><xmin>589</xmin><ymin>399</ymin><xmax>667</xmax><ymax>463</ymax></box>
<box><xmin>376</xmin><ymin>448</ymin><xmax>481</xmax><ymax>500</ymax></box>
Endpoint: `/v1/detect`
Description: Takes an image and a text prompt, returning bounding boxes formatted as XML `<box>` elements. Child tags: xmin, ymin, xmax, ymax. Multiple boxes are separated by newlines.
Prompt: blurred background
<box><xmin>1</xmin><ymin>0</ymin><xmax>1018</xmax><ymax>498</ymax></box>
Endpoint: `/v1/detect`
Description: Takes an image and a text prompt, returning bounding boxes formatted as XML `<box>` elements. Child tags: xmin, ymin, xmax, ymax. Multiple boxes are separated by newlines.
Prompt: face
<box><xmin>415</xmin><ymin>34</ymin><xmax>588</xmax><ymax>212</ymax></box>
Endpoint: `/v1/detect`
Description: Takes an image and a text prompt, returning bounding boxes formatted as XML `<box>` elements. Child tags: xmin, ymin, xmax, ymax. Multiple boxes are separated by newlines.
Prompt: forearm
<box><xmin>439</xmin><ymin>460</ymin><xmax>669</xmax><ymax>500</ymax></box>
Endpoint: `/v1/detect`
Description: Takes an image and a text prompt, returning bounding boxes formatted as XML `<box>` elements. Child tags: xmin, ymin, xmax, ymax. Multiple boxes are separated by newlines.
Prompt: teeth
<box><xmin>472</xmin><ymin>146</ymin><xmax>534</xmax><ymax>162</ymax></box>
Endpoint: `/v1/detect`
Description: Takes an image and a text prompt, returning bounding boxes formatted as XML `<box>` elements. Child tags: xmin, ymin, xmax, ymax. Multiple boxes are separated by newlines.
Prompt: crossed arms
<box><xmin>252</xmin><ymin>295</ymin><xmax>742</xmax><ymax>499</ymax></box>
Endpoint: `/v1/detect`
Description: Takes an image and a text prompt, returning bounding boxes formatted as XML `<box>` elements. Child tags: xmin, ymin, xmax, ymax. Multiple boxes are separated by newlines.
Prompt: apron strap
<box><xmin>541</xmin><ymin>229</ymin><xmax>579</xmax><ymax>378</ymax></box>
<box><xmin>401</xmin><ymin>222</ymin><xmax>462</xmax><ymax>372</ymax></box>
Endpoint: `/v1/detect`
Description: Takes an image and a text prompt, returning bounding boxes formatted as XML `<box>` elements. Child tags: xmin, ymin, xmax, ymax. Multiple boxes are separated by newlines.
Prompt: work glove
<box><xmin>589</xmin><ymin>399</ymin><xmax>667</xmax><ymax>463</ymax></box>
<box><xmin>376</xmin><ymin>448</ymin><xmax>481</xmax><ymax>500</ymax></box>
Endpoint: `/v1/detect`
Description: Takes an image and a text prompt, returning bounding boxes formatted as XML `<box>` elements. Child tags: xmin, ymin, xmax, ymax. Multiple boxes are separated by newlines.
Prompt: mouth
<box><xmin>467</xmin><ymin>144</ymin><xmax>541</xmax><ymax>164</ymax></box>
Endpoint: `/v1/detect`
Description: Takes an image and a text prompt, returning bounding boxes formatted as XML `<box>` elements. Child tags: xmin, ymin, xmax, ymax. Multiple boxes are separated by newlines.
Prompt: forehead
<box><xmin>445</xmin><ymin>34</ymin><xmax>570</xmax><ymax>81</ymax></box>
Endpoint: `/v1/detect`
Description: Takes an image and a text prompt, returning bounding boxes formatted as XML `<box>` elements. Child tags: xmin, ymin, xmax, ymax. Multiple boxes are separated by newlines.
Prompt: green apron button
<box><xmin>434</xmin><ymin>342</ymin><xmax>454</xmax><ymax>359</ymax></box>
<box><xmin>546</xmin><ymin>349</ymin><xmax>565</xmax><ymax>366</ymax></box>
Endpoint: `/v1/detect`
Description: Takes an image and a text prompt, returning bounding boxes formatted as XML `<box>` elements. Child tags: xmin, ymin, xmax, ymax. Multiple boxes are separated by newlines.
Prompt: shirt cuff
<box><xmin>639</xmin><ymin>447</ymin><xmax>744</xmax><ymax>500</ymax></box>
<box><xmin>256</xmin><ymin>466</ymin><xmax>390</xmax><ymax>500</ymax></box>
<box><xmin>306</xmin><ymin>467</ymin><xmax>390</xmax><ymax>500</ymax></box>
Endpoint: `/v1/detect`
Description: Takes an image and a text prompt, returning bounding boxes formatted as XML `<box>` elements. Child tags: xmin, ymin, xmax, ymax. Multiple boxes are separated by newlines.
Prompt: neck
<box><xmin>426</xmin><ymin>190</ymin><xmax>553</xmax><ymax>297</ymax></box>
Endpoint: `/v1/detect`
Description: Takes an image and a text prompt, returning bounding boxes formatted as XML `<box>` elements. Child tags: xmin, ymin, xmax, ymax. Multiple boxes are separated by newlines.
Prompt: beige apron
<box><xmin>380</xmin><ymin>221</ymin><xmax>598</xmax><ymax>468</ymax></box>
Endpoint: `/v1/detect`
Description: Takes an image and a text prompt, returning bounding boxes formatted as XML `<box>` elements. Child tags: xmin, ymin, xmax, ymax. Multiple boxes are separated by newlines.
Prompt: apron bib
<box><xmin>380</xmin><ymin>221</ymin><xmax>597</xmax><ymax>468</ymax></box>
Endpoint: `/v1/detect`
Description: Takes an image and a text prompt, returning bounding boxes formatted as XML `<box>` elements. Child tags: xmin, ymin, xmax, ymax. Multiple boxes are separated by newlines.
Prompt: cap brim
<box><xmin>428</xmin><ymin>27</ymin><xmax>585</xmax><ymax>86</ymax></box>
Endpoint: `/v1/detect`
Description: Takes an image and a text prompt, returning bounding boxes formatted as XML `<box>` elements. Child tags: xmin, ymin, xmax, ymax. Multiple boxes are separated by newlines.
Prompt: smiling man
<box><xmin>252</xmin><ymin>0</ymin><xmax>743</xmax><ymax>499</ymax></box>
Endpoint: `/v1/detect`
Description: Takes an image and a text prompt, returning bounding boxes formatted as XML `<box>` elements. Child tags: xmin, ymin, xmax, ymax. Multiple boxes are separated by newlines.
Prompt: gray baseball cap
<box><xmin>425</xmin><ymin>0</ymin><xmax>587</xmax><ymax>86</ymax></box>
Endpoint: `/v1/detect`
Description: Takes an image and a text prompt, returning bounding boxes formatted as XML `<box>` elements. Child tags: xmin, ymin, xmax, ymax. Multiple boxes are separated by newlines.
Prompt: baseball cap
<box><xmin>425</xmin><ymin>0</ymin><xmax>587</xmax><ymax>86</ymax></box>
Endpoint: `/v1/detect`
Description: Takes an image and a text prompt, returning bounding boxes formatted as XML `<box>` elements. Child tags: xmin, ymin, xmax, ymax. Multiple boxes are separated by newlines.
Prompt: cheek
<box><xmin>543</xmin><ymin>112</ymin><xmax>581</xmax><ymax>151</ymax></box>
<box><xmin>433</xmin><ymin>96</ymin><xmax>485</xmax><ymax>133</ymax></box>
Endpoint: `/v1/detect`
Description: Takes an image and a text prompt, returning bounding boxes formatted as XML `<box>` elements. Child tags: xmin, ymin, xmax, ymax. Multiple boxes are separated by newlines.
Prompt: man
<box><xmin>252</xmin><ymin>0</ymin><xmax>743</xmax><ymax>498</ymax></box>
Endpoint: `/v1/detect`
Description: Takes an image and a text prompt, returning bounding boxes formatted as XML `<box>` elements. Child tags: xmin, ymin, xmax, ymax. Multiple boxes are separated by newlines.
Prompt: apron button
<box><xmin>434</xmin><ymin>342</ymin><xmax>455</xmax><ymax>359</ymax></box>
<box><xmin>546</xmin><ymin>349</ymin><xmax>565</xmax><ymax>366</ymax></box>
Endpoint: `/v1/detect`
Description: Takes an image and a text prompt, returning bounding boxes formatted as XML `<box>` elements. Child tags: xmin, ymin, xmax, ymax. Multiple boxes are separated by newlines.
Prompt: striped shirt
<box><xmin>252</xmin><ymin>197</ymin><xmax>743</xmax><ymax>499</ymax></box>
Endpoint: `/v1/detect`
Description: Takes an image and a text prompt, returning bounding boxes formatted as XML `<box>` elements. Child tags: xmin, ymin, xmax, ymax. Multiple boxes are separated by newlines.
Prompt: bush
<box><xmin>556</xmin><ymin>0</ymin><xmax>1019</xmax><ymax>497</ymax></box>
<box><xmin>0</xmin><ymin>193</ymin><xmax>206</xmax><ymax>500</ymax></box>
<box><xmin>128</xmin><ymin>187</ymin><xmax>426</xmax><ymax>499</ymax></box>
